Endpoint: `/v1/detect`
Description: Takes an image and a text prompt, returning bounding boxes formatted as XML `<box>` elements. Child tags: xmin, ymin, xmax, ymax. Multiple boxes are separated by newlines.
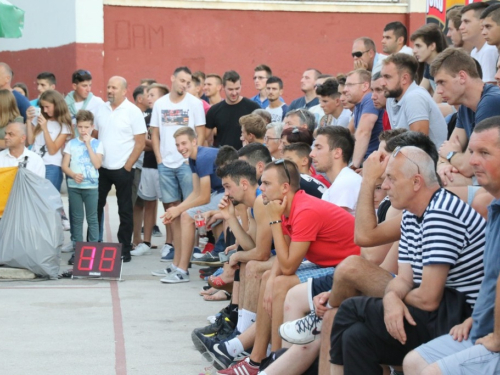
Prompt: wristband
<box><xmin>269</xmin><ymin>220</ymin><xmax>282</xmax><ymax>226</ymax></box>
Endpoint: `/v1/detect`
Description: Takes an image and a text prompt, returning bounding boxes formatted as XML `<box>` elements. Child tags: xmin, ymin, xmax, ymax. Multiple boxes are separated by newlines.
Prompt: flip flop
<box><xmin>200</xmin><ymin>287</ymin><xmax>218</xmax><ymax>296</ymax></box>
<box><xmin>203</xmin><ymin>290</ymin><xmax>231</xmax><ymax>302</ymax></box>
<box><xmin>208</xmin><ymin>276</ymin><xmax>234</xmax><ymax>293</ymax></box>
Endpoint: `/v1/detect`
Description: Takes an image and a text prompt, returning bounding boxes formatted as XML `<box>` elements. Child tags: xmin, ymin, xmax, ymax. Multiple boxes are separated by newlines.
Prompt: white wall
<box><xmin>0</xmin><ymin>0</ymin><xmax>103</xmax><ymax>52</ymax></box>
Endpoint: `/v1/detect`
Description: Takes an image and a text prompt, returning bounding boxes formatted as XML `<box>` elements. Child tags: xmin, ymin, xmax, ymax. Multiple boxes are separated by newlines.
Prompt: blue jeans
<box><xmin>45</xmin><ymin>165</ymin><xmax>63</xmax><ymax>192</ymax></box>
<box><xmin>157</xmin><ymin>162</ymin><xmax>193</xmax><ymax>204</ymax></box>
<box><xmin>68</xmin><ymin>187</ymin><xmax>99</xmax><ymax>244</ymax></box>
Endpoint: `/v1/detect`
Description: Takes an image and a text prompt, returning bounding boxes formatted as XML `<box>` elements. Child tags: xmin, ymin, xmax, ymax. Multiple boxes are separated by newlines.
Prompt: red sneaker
<box><xmin>216</xmin><ymin>357</ymin><xmax>259</xmax><ymax>375</ymax></box>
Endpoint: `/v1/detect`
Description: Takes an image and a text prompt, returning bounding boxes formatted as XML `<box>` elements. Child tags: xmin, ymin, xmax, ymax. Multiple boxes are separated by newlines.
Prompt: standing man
<box><xmin>288</xmin><ymin>69</ymin><xmax>322</xmax><ymax>110</ymax></box>
<box><xmin>94</xmin><ymin>76</ymin><xmax>147</xmax><ymax>262</ymax></box>
<box><xmin>151</xmin><ymin>66</ymin><xmax>206</xmax><ymax>261</ymax></box>
<box><xmin>65</xmin><ymin>69</ymin><xmax>105</xmax><ymax>123</ymax></box>
<box><xmin>460</xmin><ymin>2</ymin><xmax>499</xmax><ymax>83</ymax></box>
<box><xmin>205</xmin><ymin>70</ymin><xmax>260</xmax><ymax>149</ymax></box>
<box><xmin>0</xmin><ymin>62</ymin><xmax>30</xmax><ymax>120</ymax></box>
<box><xmin>30</xmin><ymin>72</ymin><xmax>56</xmax><ymax>107</ymax></box>
<box><xmin>381</xmin><ymin>53</ymin><xmax>447</xmax><ymax>149</ymax></box>
<box><xmin>203</xmin><ymin>74</ymin><xmax>223</xmax><ymax>105</ymax></box>
<box><xmin>481</xmin><ymin>4</ymin><xmax>500</xmax><ymax>52</ymax></box>
<box><xmin>343</xmin><ymin>69</ymin><xmax>384</xmax><ymax>169</ymax></box>
<box><xmin>251</xmin><ymin>64</ymin><xmax>272</xmax><ymax>108</ymax></box>
<box><xmin>352</xmin><ymin>37</ymin><xmax>386</xmax><ymax>75</ymax></box>
<box><xmin>265</xmin><ymin>76</ymin><xmax>288</xmax><ymax>122</ymax></box>
<box><xmin>381</xmin><ymin>22</ymin><xmax>414</xmax><ymax>56</ymax></box>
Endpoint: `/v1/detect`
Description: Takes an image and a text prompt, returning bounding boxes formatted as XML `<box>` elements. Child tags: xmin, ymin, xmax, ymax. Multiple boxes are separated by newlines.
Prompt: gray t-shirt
<box><xmin>386</xmin><ymin>82</ymin><xmax>447</xmax><ymax>149</ymax></box>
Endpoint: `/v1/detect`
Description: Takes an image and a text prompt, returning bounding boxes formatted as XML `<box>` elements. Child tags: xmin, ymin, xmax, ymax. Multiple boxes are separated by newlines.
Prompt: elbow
<box><xmin>360</xmin><ymin>249</ymin><xmax>384</xmax><ymax>265</ymax></box>
<box><xmin>280</xmin><ymin>264</ymin><xmax>296</xmax><ymax>276</ymax></box>
<box><xmin>256</xmin><ymin>251</ymin><xmax>270</xmax><ymax>262</ymax></box>
<box><xmin>417</xmin><ymin>298</ymin><xmax>440</xmax><ymax>312</ymax></box>
<box><xmin>354</xmin><ymin>232</ymin><xmax>373</xmax><ymax>247</ymax></box>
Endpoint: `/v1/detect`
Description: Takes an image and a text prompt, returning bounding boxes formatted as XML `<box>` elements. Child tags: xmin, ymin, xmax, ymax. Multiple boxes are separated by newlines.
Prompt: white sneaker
<box><xmin>61</xmin><ymin>242</ymin><xmax>75</xmax><ymax>253</ymax></box>
<box><xmin>279</xmin><ymin>311</ymin><xmax>322</xmax><ymax>345</ymax></box>
<box><xmin>151</xmin><ymin>264</ymin><xmax>175</xmax><ymax>277</ymax></box>
<box><xmin>160</xmin><ymin>270</ymin><xmax>190</xmax><ymax>283</ymax></box>
<box><xmin>130</xmin><ymin>243</ymin><xmax>152</xmax><ymax>256</ymax></box>
<box><xmin>161</xmin><ymin>243</ymin><xmax>174</xmax><ymax>257</ymax></box>
<box><xmin>62</xmin><ymin>218</ymin><xmax>71</xmax><ymax>231</ymax></box>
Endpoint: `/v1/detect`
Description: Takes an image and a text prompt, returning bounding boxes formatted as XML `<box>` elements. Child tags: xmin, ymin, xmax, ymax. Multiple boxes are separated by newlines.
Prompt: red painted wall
<box><xmin>103</xmin><ymin>6</ymin><xmax>424</xmax><ymax>102</ymax></box>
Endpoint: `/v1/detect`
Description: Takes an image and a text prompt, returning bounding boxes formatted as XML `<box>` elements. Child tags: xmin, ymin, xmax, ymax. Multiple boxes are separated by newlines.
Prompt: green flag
<box><xmin>0</xmin><ymin>0</ymin><xmax>25</xmax><ymax>38</ymax></box>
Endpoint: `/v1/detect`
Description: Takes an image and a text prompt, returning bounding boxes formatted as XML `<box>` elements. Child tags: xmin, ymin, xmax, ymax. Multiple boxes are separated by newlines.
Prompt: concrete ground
<box><xmin>0</xmin><ymin>191</ymin><xmax>226</xmax><ymax>375</ymax></box>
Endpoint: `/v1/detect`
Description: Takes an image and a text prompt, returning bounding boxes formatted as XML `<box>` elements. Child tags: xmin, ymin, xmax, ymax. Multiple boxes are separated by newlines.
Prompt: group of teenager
<box><xmin>1</xmin><ymin>3</ymin><xmax>500</xmax><ymax>374</ymax></box>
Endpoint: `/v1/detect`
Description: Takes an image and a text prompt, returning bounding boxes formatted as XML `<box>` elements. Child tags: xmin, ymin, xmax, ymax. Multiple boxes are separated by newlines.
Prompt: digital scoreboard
<box><xmin>72</xmin><ymin>242</ymin><xmax>123</xmax><ymax>279</ymax></box>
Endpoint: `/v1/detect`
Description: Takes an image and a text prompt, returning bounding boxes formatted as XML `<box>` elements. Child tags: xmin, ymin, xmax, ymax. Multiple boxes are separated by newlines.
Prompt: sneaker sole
<box><xmin>191</xmin><ymin>260</ymin><xmax>224</xmax><ymax>267</ymax></box>
<box><xmin>160</xmin><ymin>278</ymin><xmax>189</xmax><ymax>283</ymax></box>
<box><xmin>191</xmin><ymin>331</ymin><xmax>210</xmax><ymax>354</ymax></box>
<box><xmin>152</xmin><ymin>232</ymin><xmax>163</xmax><ymax>237</ymax></box>
<box><xmin>278</xmin><ymin>326</ymin><xmax>315</xmax><ymax>345</ymax></box>
<box><xmin>131</xmin><ymin>251</ymin><xmax>152</xmax><ymax>256</ymax></box>
<box><xmin>160</xmin><ymin>258</ymin><xmax>174</xmax><ymax>262</ymax></box>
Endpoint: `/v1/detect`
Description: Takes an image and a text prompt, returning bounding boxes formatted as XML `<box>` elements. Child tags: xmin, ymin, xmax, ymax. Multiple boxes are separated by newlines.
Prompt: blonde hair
<box><xmin>36</xmin><ymin>90</ymin><xmax>74</xmax><ymax>139</ymax></box>
<box><xmin>0</xmin><ymin>89</ymin><xmax>20</xmax><ymax>128</ymax></box>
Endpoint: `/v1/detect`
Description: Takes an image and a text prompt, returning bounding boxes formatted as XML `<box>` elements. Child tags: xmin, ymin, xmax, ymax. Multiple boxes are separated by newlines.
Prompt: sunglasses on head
<box><xmin>274</xmin><ymin>159</ymin><xmax>291</xmax><ymax>183</ymax></box>
<box><xmin>392</xmin><ymin>146</ymin><xmax>420</xmax><ymax>174</ymax></box>
<box><xmin>75</xmin><ymin>69</ymin><xmax>91</xmax><ymax>77</ymax></box>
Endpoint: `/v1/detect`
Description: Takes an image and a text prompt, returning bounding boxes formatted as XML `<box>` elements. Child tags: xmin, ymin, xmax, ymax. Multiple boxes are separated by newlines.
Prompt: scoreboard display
<box><xmin>72</xmin><ymin>242</ymin><xmax>122</xmax><ymax>279</ymax></box>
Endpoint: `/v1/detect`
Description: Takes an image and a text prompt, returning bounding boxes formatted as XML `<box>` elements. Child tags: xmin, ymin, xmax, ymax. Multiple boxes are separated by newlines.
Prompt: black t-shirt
<box><xmin>142</xmin><ymin>109</ymin><xmax>158</xmax><ymax>169</ymax></box>
<box><xmin>300</xmin><ymin>174</ymin><xmax>327</xmax><ymax>199</ymax></box>
<box><xmin>206</xmin><ymin>98</ymin><xmax>260</xmax><ymax>149</ymax></box>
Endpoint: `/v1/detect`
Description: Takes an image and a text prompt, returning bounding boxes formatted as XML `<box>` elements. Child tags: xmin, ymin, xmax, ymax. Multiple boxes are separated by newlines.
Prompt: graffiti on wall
<box><xmin>427</xmin><ymin>0</ymin><xmax>484</xmax><ymax>29</ymax></box>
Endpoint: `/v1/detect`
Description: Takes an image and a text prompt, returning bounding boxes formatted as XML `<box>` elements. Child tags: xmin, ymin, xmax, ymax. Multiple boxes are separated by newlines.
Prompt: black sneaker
<box><xmin>68</xmin><ymin>254</ymin><xmax>75</xmax><ymax>266</ymax></box>
<box><xmin>152</xmin><ymin>225</ymin><xmax>162</xmax><ymax>237</ymax></box>
<box><xmin>202</xmin><ymin>338</ymin><xmax>235</xmax><ymax>370</ymax></box>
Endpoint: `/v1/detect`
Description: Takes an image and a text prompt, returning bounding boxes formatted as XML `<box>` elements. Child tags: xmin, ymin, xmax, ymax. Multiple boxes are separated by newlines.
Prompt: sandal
<box><xmin>203</xmin><ymin>290</ymin><xmax>231</xmax><ymax>301</ymax></box>
<box><xmin>199</xmin><ymin>287</ymin><xmax>218</xmax><ymax>296</ymax></box>
<box><xmin>208</xmin><ymin>276</ymin><xmax>234</xmax><ymax>293</ymax></box>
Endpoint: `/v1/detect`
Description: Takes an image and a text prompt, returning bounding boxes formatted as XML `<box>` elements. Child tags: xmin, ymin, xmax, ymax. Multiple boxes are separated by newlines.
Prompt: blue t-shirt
<box><xmin>353</xmin><ymin>92</ymin><xmax>383</xmax><ymax>159</ymax></box>
<box><xmin>12</xmin><ymin>90</ymin><xmax>30</xmax><ymax>121</ymax></box>
<box><xmin>30</xmin><ymin>98</ymin><xmax>39</xmax><ymax>107</ymax></box>
<box><xmin>64</xmin><ymin>138</ymin><xmax>103</xmax><ymax>189</ymax></box>
<box><xmin>456</xmin><ymin>84</ymin><xmax>500</xmax><ymax>139</ymax></box>
<box><xmin>288</xmin><ymin>96</ymin><xmax>319</xmax><ymax>111</ymax></box>
<box><xmin>470</xmin><ymin>199</ymin><xmax>500</xmax><ymax>342</ymax></box>
<box><xmin>251</xmin><ymin>94</ymin><xmax>285</xmax><ymax>109</ymax></box>
<box><xmin>189</xmin><ymin>146</ymin><xmax>223</xmax><ymax>193</ymax></box>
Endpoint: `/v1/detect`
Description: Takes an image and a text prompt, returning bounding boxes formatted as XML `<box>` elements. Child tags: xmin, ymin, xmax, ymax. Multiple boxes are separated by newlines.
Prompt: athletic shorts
<box><xmin>138</xmin><ymin>167</ymin><xmax>161</xmax><ymax>201</ymax></box>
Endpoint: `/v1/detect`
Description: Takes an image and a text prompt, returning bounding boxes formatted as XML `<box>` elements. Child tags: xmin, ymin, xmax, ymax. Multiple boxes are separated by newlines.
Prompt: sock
<box><xmin>249</xmin><ymin>359</ymin><xmax>261</xmax><ymax>367</ymax></box>
<box><xmin>224</xmin><ymin>337</ymin><xmax>244</xmax><ymax>357</ymax></box>
<box><xmin>176</xmin><ymin>267</ymin><xmax>187</xmax><ymax>274</ymax></box>
<box><xmin>143</xmin><ymin>241</ymin><xmax>151</xmax><ymax>247</ymax></box>
<box><xmin>229</xmin><ymin>305</ymin><xmax>239</xmax><ymax>324</ymax></box>
<box><xmin>169</xmin><ymin>263</ymin><xmax>177</xmax><ymax>270</ymax></box>
<box><xmin>236</xmin><ymin>309</ymin><xmax>244</xmax><ymax>332</ymax></box>
<box><xmin>240</xmin><ymin>309</ymin><xmax>257</xmax><ymax>332</ymax></box>
<box><xmin>266</xmin><ymin>343</ymin><xmax>272</xmax><ymax>356</ymax></box>
<box><xmin>259</xmin><ymin>372</ymin><xmax>268</xmax><ymax>375</ymax></box>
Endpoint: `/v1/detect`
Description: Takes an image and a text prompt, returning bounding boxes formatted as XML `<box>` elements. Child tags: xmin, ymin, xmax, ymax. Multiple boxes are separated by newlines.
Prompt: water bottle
<box><xmin>195</xmin><ymin>210</ymin><xmax>207</xmax><ymax>237</ymax></box>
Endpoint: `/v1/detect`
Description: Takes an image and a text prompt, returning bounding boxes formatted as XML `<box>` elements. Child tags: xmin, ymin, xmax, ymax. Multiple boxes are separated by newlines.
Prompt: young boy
<box><xmin>62</xmin><ymin>110</ymin><xmax>103</xmax><ymax>265</ymax></box>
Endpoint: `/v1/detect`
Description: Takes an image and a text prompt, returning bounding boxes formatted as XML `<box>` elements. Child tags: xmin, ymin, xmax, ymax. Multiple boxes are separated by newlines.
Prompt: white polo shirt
<box><xmin>0</xmin><ymin>147</ymin><xmax>46</xmax><ymax>178</ymax></box>
<box><xmin>94</xmin><ymin>98</ymin><xmax>147</xmax><ymax>170</ymax></box>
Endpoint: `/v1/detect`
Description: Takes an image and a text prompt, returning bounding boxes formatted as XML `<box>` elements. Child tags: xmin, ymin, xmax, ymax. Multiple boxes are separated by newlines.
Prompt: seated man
<box><xmin>316</xmin><ymin>78</ymin><xmax>351</xmax><ymax>128</ymax></box>
<box><xmin>239</xmin><ymin>114</ymin><xmax>266</xmax><ymax>146</ymax></box>
<box><xmin>282</xmin><ymin>142</ymin><xmax>327</xmax><ymax>199</ymax></box>
<box><xmin>310</xmin><ymin>126</ymin><xmax>362</xmax><ymax>214</ymax></box>
<box><xmin>152</xmin><ymin>126</ymin><xmax>225</xmax><ymax>283</ymax></box>
<box><xmin>403</xmin><ymin>116</ymin><xmax>500</xmax><ymax>375</ymax></box>
<box><xmin>216</xmin><ymin>160</ymin><xmax>360</xmax><ymax>374</ymax></box>
<box><xmin>330</xmin><ymin>146</ymin><xmax>486</xmax><ymax>375</ymax></box>
<box><xmin>283</xmin><ymin>109</ymin><xmax>316</xmax><ymax>134</ymax></box>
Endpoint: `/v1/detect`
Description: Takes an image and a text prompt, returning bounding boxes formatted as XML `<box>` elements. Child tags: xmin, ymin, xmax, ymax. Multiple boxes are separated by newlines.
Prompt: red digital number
<box><xmin>99</xmin><ymin>247</ymin><xmax>116</xmax><ymax>272</ymax></box>
<box><xmin>78</xmin><ymin>246</ymin><xmax>96</xmax><ymax>271</ymax></box>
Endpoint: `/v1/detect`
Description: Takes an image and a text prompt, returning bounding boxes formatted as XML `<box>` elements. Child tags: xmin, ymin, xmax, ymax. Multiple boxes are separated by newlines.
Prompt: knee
<box><xmin>403</xmin><ymin>350</ymin><xmax>427</xmax><ymax>375</ymax></box>
<box><xmin>334</xmin><ymin>255</ymin><xmax>364</xmax><ymax>283</ymax></box>
<box><xmin>180</xmin><ymin>211</ymin><xmax>193</xmax><ymax>223</ymax></box>
<box><xmin>272</xmin><ymin>276</ymin><xmax>291</xmax><ymax>297</ymax></box>
<box><xmin>245</xmin><ymin>260</ymin><xmax>263</xmax><ymax>279</ymax></box>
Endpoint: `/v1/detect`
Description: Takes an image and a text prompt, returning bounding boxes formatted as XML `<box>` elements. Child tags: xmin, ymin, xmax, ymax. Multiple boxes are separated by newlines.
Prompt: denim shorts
<box><xmin>45</xmin><ymin>164</ymin><xmax>63</xmax><ymax>192</ymax></box>
<box><xmin>157</xmin><ymin>162</ymin><xmax>193</xmax><ymax>204</ymax></box>
<box><xmin>417</xmin><ymin>334</ymin><xmax>500</xmax><ymax>375</ymax></box>
<box><xmin>185</xmin><ymin>191</ymin><xmax>225</xmax><ymax>218</ymax></box>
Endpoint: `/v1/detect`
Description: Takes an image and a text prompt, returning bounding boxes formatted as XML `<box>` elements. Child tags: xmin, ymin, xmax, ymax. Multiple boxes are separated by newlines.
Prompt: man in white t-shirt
<box><xmin>150</xmin><ymin>67</ymin><xmax>206</xmax><ymax>260</ymax></box>
<box><xmin>460</xmin><ymin>2</ymin><xmax>499</xmax><ymax>83</ymax></box>
<box><xmin>310</xmin><ymin>126</ymin><xmax>362</xmax><ymax>215</ymax></box>
<box><xmin>0</xmin><ymin>122</ymin><xmax>45</xmax><ymax>177</ymax></box>
<box><xmin>65</xmin><ymin>70</ymin><xmax>105</xmax><ymax>124</ymax></box>
<box><xmin>94</xmin><ymin>76</ymin><xmax>147</xmax><ymax>262</ymax></box>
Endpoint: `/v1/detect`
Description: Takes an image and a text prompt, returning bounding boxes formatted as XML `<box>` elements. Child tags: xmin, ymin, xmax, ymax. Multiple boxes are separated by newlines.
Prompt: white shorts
<box><xmin>185</xmin><ymin>191</ymin><xmax>225</xmax><ymax>219</ymax></box>
<box><xmin>138</xmin><ymin>168</ymin><xmax>161</xmax><ymax>201</ymax></box>
<box><xmin>416</xmin><ymin>334</ymin><xmax>500</xmax><ymax>375</ymax></box>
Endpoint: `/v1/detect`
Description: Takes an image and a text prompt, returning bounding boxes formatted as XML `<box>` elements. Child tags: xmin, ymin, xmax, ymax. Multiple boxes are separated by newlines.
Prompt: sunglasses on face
<box><xmin>351</xmin><ymin>50</ymin><xmax>369</xmax><ymax>58</ymax></box>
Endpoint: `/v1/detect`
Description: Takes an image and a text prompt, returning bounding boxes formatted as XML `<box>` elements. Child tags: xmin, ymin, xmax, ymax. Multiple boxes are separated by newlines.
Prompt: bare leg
<box><xmin>243</xmin><ymin>258</ymin><xmax>274</xmax><ymax>312</ymax></box>
<box><xmin>264</xmin><ymin>340</ymin><xmax>321</xmax><ymax>375</ymax></box>
<box><xmin>237</xmin><ymin>263</ymin><xmax>246</xmax><ymax>309</ymax></box>
<box><xmin>178</xmin><ymin>211</ymin><xmax>195</xmax><ymax>271</ymax></box>
<box><xmin>132</xmin><ymin>203</ymin><xmax>143</xmax><ymax>245</ymax></box>
<box><xmin>143</xmin><ymin>200</ymin><xmax>156</xmax><ymax>243</ymax></box>
<box><xmin>249</xmin><ymin>271</ymin><xmax>273</xmax><ymax>363</ymax></box>
<box><xmin>403</xmin><ymin>350</ymin><xmax>434</xmax><ymax>375</ymax></box>
<box><xmin>271</xmin><ymin>275</ymin><xmax>300</xmax><ymax>351</ymax></box>
<box><xmin>282</xmin><ymin>282</ymin><xmax>311</xmax><ymax>348</ymax></box>
<box><xmin>319</xmin><ymin>308</ymin><xmax>336</xmax><ymax>375</ymax></box>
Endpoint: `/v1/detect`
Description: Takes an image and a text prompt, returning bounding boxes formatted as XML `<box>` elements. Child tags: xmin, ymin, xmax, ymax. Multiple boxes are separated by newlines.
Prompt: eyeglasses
<box><xmin>351</xmin><ymin>50</ymin><xmax>370</xmax><ymax>58</ymax></box>
<box><xmin>274</xmin><ymin>159</ymin><xmax>291</xmax><ymax>183</ymax></box>
<box><xmin>392</xmin><ymin>146</ymin><xmax>420</xmax><ymax>174</ymax></box>
<box><xmin>344</xmin><ymin>82</ymin><xmax>364</xmax><ymax>87</ymax></box>
<box><xmin>265</xmin><ymin>136</ymin><xmax>280</xmax><ymax>142</ymax></box>
<box><xmin>253</xmin><ymin>76</ymin><xmax>267</xmax><ymax>80</ymax></box>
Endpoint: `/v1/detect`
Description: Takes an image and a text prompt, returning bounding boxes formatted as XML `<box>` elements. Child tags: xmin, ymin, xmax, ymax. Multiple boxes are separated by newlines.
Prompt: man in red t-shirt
<box><xmin>219</xmin><ymin>159</ymin><xmax>360</xmax><ymax>374</ymax></box>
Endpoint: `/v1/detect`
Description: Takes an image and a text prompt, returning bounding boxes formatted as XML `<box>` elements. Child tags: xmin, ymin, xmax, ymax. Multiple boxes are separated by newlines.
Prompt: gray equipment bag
<box><xmin>0</xmin><ymin>167</ymin><xmax>62</xmax><ymax>279</ymax></box>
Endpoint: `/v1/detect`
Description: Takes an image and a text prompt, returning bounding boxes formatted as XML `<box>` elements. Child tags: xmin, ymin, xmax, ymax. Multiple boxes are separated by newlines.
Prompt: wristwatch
<box><xmin>446</xmin><ymin>151</ymin><xmax>457</xmax><ymax>162</ymax></box>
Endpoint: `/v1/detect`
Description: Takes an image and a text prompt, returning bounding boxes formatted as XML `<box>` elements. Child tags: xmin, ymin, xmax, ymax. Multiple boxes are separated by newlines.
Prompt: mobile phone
<box><xmin>219</xmin><ymin>249</ymin><xmax>237</xmax><ymax>263</ymax></box>
<box><xmin>32</xmin><ymin>107</ymin><xmax>41</xmax><ymax>126</ymax></box>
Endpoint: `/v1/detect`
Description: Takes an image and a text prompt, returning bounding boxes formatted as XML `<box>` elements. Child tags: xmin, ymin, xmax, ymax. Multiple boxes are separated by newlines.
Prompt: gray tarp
<box><xmin>0</xmin><ymin>167</ymin><xmax>62</xmax><ymax>279</ymax></box>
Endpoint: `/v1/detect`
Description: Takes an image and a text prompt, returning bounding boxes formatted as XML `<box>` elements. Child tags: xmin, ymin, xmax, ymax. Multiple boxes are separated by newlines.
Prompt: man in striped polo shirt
<box><xmin>329</xmin><ymin>146</ymin><xmax>486</xmax><ymax>375</ymax></box>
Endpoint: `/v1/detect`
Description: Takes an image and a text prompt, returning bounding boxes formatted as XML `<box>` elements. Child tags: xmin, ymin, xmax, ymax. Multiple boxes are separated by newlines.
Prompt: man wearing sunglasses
<box><xmin>65</xmin><ymin>70</ymin><xmax>105</xmax><ymax>124</ymax></box>
<box><xmin>352</xmin><ymin>37</ymin><xmax>387</xmax><ymax>75</ymax></box>
<box><xmin>329</xmin><ymin>146</ymin><xmax>485</xmax><ymax>375</ymax></box>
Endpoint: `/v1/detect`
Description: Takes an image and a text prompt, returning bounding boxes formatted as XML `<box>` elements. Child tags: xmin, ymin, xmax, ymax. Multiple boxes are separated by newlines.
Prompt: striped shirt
<box><xmin>398</xmin><ymin>188</ymin><xmax>486</xmax><ymax>307</ymax></box>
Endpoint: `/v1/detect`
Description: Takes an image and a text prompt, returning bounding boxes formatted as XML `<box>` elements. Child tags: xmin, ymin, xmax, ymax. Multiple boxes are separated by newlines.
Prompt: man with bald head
<box><xmin>0</xmin><ymin>62</ymin><xmax>30</xmax><ymax>120</ymax></box>
<box><xmin>329</xmin><ymin>146</ymin><xmax>486</xmax><ymax>375</ymax></box>
<box><xmin>0</xmin><ymin>122</ymin><xmax>45</xmax><ymax>177</ymax></box>
<box><xmin>94</xmin><ymin>76</ymin><xmax>147</xmax><ymax>262</ymax></box>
